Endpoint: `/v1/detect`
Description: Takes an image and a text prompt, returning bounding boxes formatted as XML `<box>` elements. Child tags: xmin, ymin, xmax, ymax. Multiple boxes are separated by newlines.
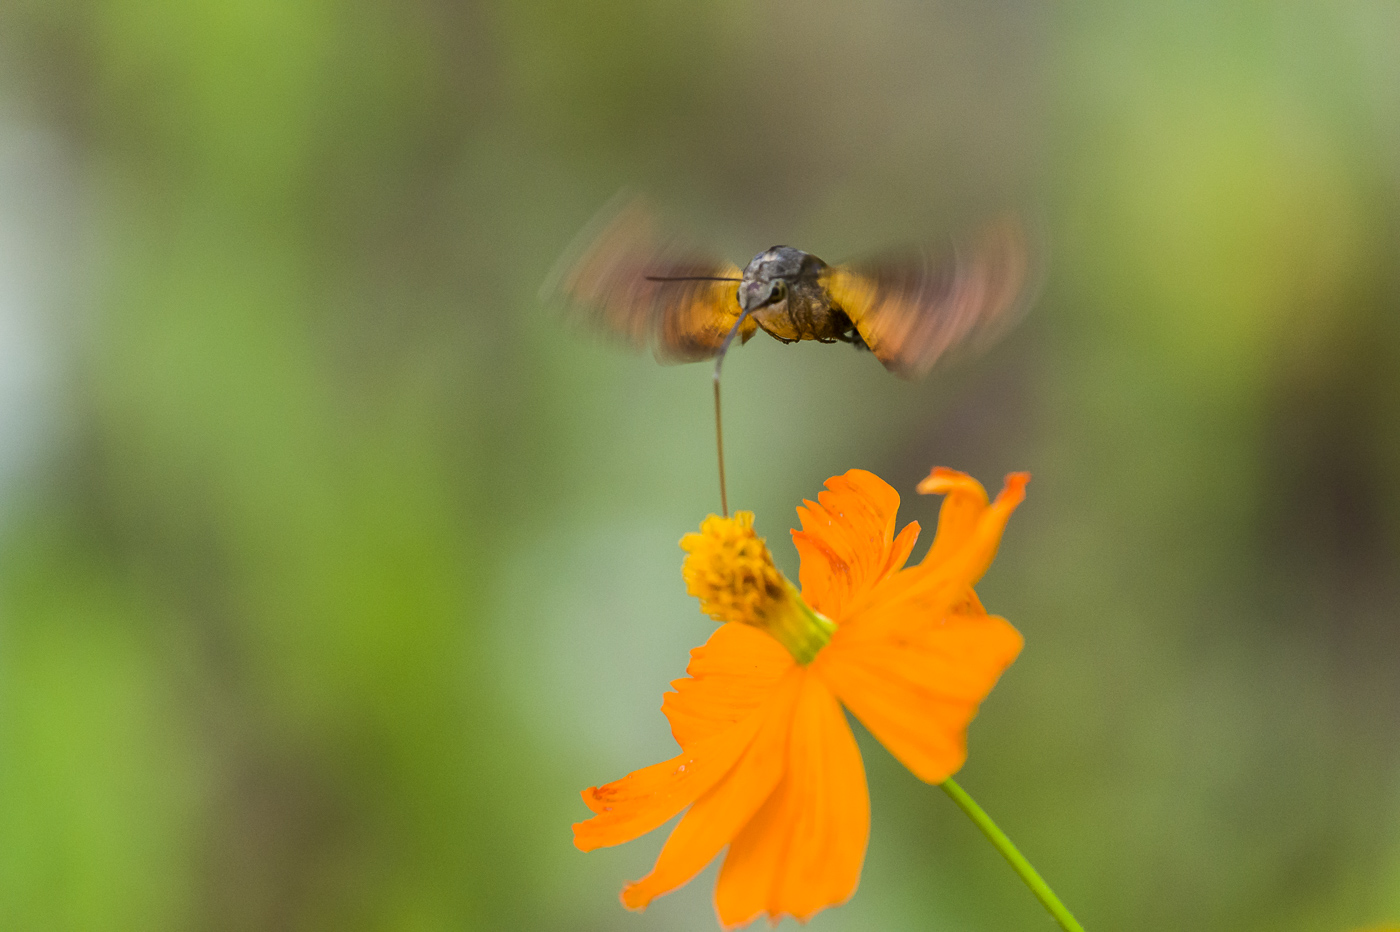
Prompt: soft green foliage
<box><xmin>0</xmin><ymin>0</ymin><xmax>1398</xmax><ymax>929</ymax></box>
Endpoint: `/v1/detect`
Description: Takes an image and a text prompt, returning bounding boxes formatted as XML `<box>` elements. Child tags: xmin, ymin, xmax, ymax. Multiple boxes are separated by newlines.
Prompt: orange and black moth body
<box><xmin>739</xmin><ymin>246</ymin><xmax>868</xmax><ymax>349</ymax></box>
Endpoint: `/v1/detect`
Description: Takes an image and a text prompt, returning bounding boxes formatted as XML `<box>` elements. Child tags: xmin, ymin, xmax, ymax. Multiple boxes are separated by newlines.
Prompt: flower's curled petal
<box><xmin>620</xmin><ymin>668</ymin><xmax>804</xmax><ymax>911</ymax></box>
<box><xmin>714</xmin><ymin>674</ymin><xmax>869</xmax><ymax>929</ymax></box>
<box><xmin>946</xmin><ymin>472</ymin><xmax>1029</xmax><ymax>587</ymax></box>
<box><xmin>663</xmin><ymin>622</ymin><xmax>796</xmax><ymax>749</ymax></box>
<box><xmin>792</xmin><ymin>469</ymin><xmax>918</xmax><ymax>618</ymax></box>
<box><xmin>917</xmin><ymin>467</ymin><xmax>990</xmax><ymax>568</ymax></box>
<box><xmin>814</xmin><ymin>607</ymin><xmax>1022</xmax><ymax>783</ymax></box>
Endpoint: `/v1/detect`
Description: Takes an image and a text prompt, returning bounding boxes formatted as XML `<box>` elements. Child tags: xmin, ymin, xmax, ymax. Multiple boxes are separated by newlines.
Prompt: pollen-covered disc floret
<box><xmin>681</xmin><ymin>512</ymin><xmax>834</xmax><ymax>664</ymax></box>
<box><xmin>680</xmin><ymin>512</ymin><xmax>783</xmax><ymax>625</ymax></box>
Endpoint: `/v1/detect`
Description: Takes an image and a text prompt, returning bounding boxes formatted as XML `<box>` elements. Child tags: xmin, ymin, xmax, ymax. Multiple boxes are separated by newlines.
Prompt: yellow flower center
<box><xmin>680</xmin><ymin>512</ymin><xmax>835</xmax><ymax>664</ymax></box>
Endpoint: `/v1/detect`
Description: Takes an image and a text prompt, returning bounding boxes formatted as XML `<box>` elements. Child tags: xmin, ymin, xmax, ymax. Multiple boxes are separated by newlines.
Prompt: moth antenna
<box><xmin>644</xmin><ymin>275</ymin><xmax>744</xmax><ymax>282</ymax></box>
<box><xmin>711</xmin><ymin>308</ymin><xmax>753</xmax><ymax>517</ymax></box>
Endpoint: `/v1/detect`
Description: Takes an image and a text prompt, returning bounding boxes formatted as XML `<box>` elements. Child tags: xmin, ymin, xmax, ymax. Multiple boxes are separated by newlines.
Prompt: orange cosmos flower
<box><xmin>574</xmin><ymin>467</ymin><xmax>1029</xmax><ymax>928</ymax></box>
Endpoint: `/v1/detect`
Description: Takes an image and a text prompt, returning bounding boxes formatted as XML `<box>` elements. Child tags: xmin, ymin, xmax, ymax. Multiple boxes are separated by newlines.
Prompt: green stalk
<box><xmin>939</xmin><ymin>778</ymin><xmax>1085</xmax><ymax>932</ymax></box>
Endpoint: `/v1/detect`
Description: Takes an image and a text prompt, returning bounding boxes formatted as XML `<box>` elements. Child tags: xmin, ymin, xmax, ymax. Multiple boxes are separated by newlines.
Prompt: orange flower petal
<box><xmin>578</xmin><ymin>625</ymin><xmax>798</xmax><ymax>853</ymax></box>
<box><xmin>663</xmin><ymin>622</ymin><xmax>796</xmax><ymax>749</ymax></box>
<box><xmin>931</xmin><ymin>471</ymin><xmax>1029</xmax><ymax>587</ymax></box>
<box><xmin>916</xmin><ymin>467</ymin><xmax>990</xmax><ymax>567</ymax></box>
<box><xmin>814</xmin><ymin>607</ymin><xmax>1022</xmax><ymax>783</ymax></box>
<box><xmin>573</xmin><ymin>707</ymin><xmax>766</xmax><ymax>852</ymax></box>
<box><xmin>883</xmin><ymin>520</ymin><xmax>922</xmax><ymax>581</ymax></box>
<box><xmin>839</xmin><ymin>472</ymin><xmax>1029</xmax><ymax>637</ymax></box>
<box><xmin>792</xmin><ymin>469</ymin><xmax>919</xmax><ymax>618</ymax></box>
<box><xmin>714</xmin><ymin>673</ymin><xmax>869</xmax><ymax>929</ymax></box>
<box><xmin>620</xmin><ymin>668</ymin><xmax>804</xmax><ymax>911</ymax></box>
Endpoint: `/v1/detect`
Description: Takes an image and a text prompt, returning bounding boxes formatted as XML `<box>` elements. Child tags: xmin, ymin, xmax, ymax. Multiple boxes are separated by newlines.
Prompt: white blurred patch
<box><xmin>489</xmin><ymin>514</ymin><xmax>714</xmax><ymax>771</ymax></box>
<box><xmin>0</xmin><ymin>116</ymin><xmax>67</xmax><ymax>521</ymax></box>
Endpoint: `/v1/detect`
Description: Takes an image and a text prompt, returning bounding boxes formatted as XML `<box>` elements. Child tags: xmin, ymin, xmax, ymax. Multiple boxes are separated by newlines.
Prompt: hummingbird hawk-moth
<box><xmin>550</xmin><ymin>196</ymin><xmax>1034</xmax><ymax>380</ymax></box>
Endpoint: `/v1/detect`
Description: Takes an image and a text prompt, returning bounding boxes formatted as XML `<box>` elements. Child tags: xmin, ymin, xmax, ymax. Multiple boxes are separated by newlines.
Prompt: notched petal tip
<box><xmin>573</xmin><ymin>787</ymin><xmax>622</xmax><ymax>851</ymax></box>
<box><xmin>996</xmin><ymin>471</ymin><xmax>1031</xmax><ymax>506</ymax></box>
<box><xmin>573</xmin><ymin>820</ymin><xmax>601</xmax><ymax>852</ymax></box>
<box><xmin>620</xmin><ymin>882</ymin><xmax>650</xmax><ymax>911</ymax></box>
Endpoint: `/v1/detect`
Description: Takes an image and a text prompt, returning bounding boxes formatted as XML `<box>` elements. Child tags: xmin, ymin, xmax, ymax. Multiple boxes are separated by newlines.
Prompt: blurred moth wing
<box><xmin>821</xmin><ymin>217</ymin><xmax>1033</xmax><ymax>378</ymax></box>
<box><xmin>550</xmin><ymin>196</ymin><xmax>755</xmax><ymax>363</ymax></box>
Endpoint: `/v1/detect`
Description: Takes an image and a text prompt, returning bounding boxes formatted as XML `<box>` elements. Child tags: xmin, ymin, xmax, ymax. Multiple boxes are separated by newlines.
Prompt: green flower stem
<box><xmin>939</xmin><ymin>778</ymin><xmax>1085</xmax><ymax>932</ymax></box>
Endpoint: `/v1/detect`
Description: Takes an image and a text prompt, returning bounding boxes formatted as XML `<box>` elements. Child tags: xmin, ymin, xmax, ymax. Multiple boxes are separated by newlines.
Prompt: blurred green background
<box><xmin>1</xmin><ymin>0</ymin><xmax>1398</xmax><ymax>929</ymax></box>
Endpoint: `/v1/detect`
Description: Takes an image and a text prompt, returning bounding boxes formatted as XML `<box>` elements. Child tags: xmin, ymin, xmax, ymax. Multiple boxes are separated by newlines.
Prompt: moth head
<box><xmin>739</xmin><ymin>246</ymin><xmax>820</xmax><ymax>312</ymax></box>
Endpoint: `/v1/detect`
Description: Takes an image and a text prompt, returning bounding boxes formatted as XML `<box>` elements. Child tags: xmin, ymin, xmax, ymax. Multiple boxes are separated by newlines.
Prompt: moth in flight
<box><xmin>551</xmin><ymin>195</ymin><xmax>1034</xmax><ymax>379</ymax></box>
<box><xmin>548</xmin><ymin>196</ymin><xmax>1037</xmax><ymax>514</ymax></box>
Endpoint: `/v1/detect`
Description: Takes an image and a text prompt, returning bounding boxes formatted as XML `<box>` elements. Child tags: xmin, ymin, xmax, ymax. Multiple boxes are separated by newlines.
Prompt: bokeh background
<box><xmin>1</xmin><ymin>0</ymin><xmax>1398</xmax><ymax>929</ymax></box>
